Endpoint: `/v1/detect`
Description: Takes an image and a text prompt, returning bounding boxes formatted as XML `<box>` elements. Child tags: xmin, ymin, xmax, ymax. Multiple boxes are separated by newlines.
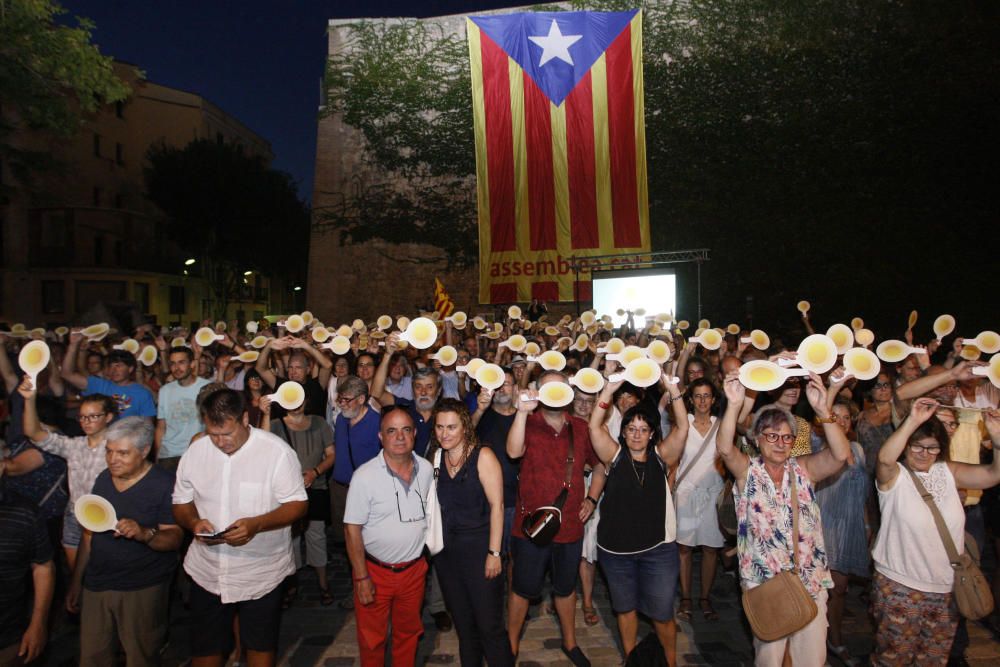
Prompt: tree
<box><xmin>318</xmin><ymin>1</ymin><xmax>1000</xmax><ymax>333</ymax></box>
<box><xmin>0</xmin><ymin>0</ymin><xmax>131</xmax><ymax>197</ymax></box>
<box><xmin>144</xmin><ymin>139</ymin><xmax>311</xmax><ymax>319</ymax></box>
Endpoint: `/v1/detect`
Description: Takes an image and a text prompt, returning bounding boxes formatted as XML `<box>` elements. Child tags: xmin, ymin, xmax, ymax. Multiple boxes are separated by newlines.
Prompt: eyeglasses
<box><xmin>874</xmin><ymin>382</ymin><xmax>892</xmax><ymax>389</ymax></box>
<box><xmin>783</xmin><ymin>379</ymin><xmax>801</xmax><ymax>388</ymax></box>
<box><xmin>393</xmin><ymin>479</ymin><xmax>426</xmax><ymax>523</ymax></box>
<box><xmin>909</xmin><ymin>444</ymin><xmax>941</xmax><ymax>454</ymax></box>
<box><xmin>692</xmin><ymin>393</ymin><xmax>714</xmax><ymax>400</ymax></box>
<box><xmin>759</xmin><ymin>432</ymin><xmax>795</xmax><ymax>444</ymax></box>
<box><xmin>625</xmin><ymin>426</ymin><xmax>651</xmax><ymax>436</ymax></box>
<box><xmin>335</xmin><ymin>394</ymin><xmax>360</xmax><ymax>405</ymax></box>
<box><xmin>79</xmin><ymin>413</ymin><xmax>108</xmax><ymax>422</ymax></box>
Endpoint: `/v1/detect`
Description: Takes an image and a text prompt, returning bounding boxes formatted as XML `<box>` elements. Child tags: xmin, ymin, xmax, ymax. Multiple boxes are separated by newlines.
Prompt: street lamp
<box><xmin>184</xmin><ymin>258</ymin><xmax>196</xmax><ymax>266</ymax></box>
<box><xmin>293</xmin><ymin>286</ymin><xmax>302</xmax><ymax>291</ymax></box>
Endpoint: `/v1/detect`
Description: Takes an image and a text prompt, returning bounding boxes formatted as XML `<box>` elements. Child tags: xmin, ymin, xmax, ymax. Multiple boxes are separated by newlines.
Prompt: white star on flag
<box><xmin>528</xmin><ymin>20</ymin><xmax>583</xmax><ymax>67</ymax></box>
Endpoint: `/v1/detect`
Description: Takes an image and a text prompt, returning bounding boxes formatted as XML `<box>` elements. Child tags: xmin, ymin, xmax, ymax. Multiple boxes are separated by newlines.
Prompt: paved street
<box><xmin>43</xmin><ymin>539</ymin><xmax>1000</xmax><ymax>666</ymax></box>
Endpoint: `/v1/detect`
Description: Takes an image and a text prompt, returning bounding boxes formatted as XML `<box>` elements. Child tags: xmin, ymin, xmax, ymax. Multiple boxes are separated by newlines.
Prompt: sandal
<box><xmin>582</xmin><ymin>605</ymin><xmax>599</xmax><ymax>626</ymax></box>
<box><xmin>699</xmin><ymin>597</ymin><xmax>719</xmax><ymax>621</ymax></box>
<box><xmin>319</xmin><ymin>588</ymin><xmax>334</xmax><ymax>607</ymax></box>
<box><xmin>676</xmin><ymin>597</ymin><xmax>692</xmax><ymax>620</ymax></box>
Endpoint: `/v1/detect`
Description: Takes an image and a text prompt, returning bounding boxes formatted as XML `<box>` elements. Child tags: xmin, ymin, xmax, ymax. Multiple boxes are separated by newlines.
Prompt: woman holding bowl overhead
<box><xmin>588</xmin><ymin>376</ymin><xmax>688</xmax><ymax>665</ymax></box>
<box><xmin>716</xmin><ymin>370</ymin><xmax>850</xmax><ymax>666</ymax></box>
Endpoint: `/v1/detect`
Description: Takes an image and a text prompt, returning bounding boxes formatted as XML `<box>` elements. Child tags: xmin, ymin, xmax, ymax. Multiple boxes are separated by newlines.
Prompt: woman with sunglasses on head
<box><xmin>428</xmin><ymin>398</ymin><xmax>513</xmax><ymax>666</ymax></box>
<box><xmin>18</xmin><ymin>377</ymin><xmax>117</xmax><ymax>572</ymax></box>
<box><xmin>856</xmin><ymin>372</ymin><xmax>896</xmax><ymax>477</ymax></box>
<box><xmin>717</xmin><ymin>370</ymin><xmax>850</xmax><ymax>666</ymax></box>
<box><xmin>588</xmin><ymin>375</ymin><xmax>688</xmax><ymax>666</ymax></box>
<box><xmin>870</xmin><ymin>399</ymin><xmax>1000</xmax><ymax>666</ymax></box>
<box><xmin>765</xmin><ymin>373</ymin><xmax>815</xmax><ymax>458</ymax></box>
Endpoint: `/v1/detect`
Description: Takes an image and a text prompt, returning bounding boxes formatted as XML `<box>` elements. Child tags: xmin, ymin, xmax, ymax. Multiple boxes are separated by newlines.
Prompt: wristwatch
<box><xmin>815</xmin><ymin>415</ymin><xmax>836</xmax><ymax>424</ymax></box>
<box><xmin>146</xmin><ymin>527</ymin><xmax>158</xmax><ymax>543</ymax></box>
<box><xmin>487</xmin><ymin>549</ymin><xmax>502</xmax><ymax>558</ymax></box>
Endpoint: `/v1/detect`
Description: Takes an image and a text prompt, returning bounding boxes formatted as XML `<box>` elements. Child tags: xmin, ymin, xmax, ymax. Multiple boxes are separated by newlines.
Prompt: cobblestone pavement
<box><xmin>42</xmin><ymin>540</ymin><xmax>1000</xmax><ymax>666</ymax></box>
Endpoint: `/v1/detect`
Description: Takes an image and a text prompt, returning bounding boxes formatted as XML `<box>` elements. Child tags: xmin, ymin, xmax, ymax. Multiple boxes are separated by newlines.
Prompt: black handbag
<box><xmin>521</xmin><ymin>419</ymin><xmax>575</xmax><ymax>547</ymax></box>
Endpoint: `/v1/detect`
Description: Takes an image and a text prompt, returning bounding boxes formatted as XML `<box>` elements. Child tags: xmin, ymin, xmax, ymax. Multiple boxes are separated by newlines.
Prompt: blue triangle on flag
<box><xmin>470</xmin><ymin>10</ymin><xmax>638</xmax><ymax>107</ymax></box>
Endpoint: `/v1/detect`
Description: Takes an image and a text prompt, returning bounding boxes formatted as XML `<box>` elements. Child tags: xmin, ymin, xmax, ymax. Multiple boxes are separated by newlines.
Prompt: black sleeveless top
<box><xmin>437</xmin><ymin>447</ymin><xmax>490</xmax><ymax>534</ymax></box>
<box><xmin>597</xmin><ymin>446</ymin><xmax>668</xmax><ymax>554</ymax></box>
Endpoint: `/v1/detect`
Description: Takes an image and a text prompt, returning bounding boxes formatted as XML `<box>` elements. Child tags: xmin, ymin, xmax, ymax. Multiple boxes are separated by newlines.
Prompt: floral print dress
<box><xmin>736</xmin><ymin>456</ymin><xmax>833</xmax><ymax>597</ymax></box>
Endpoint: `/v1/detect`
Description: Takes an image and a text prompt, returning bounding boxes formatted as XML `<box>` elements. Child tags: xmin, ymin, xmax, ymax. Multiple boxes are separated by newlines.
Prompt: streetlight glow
<box><xmin>184</xmin><ymin>258</ymin><xmax>196</xmax><ymax>266</ymax></box>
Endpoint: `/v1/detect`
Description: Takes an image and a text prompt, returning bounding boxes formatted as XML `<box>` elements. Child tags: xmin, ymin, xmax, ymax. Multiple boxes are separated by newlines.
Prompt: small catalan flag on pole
<box><xmin>434</xmin><ymin>278</ymin><xmax>455</xmax><ymax>319</ymax></box>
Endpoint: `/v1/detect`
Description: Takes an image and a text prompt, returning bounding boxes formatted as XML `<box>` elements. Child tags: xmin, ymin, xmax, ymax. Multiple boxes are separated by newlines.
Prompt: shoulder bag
<box><xmin>904</xmin><ymin>464</ymin><xmax>994</xmax><ymax>620</ymax></box>
<box><xmin>425</xmin><ymin>449</ymin><xmax>445</xmax><ymax>555</ymax></box>
<box><xmin>521</xmin><ymin>420</ymin><xmax>575</xmax><ymax>547</ymax></box>
<box><xmin>741</xmin><ymin>466</ymin><xmax>818</xmax><ymax>641</ymax></box>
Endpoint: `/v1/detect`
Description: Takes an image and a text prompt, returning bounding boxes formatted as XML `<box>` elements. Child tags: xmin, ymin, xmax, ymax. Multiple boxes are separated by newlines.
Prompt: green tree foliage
<box><xmin>0</xmin><ymin>0</ymin><xmax>131</xmax><ymax>195</ymax></box>
<box><xmin>144</xmin><ymin>139</ymin><xmax>310</xmax><ymax>318</ymax></box>
<box><xmin>320</xmin><ymin>1</ymin><xmax>999</xmax><ymax>331</ymax></box>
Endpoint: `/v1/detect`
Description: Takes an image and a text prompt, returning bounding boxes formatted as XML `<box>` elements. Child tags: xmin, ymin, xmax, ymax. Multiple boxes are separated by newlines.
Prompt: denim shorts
<box><xmin>62</xmin><ymin>508</ymin><xmax>82</xmax><ymax>548</ymax></box>
<box><xmin>511</xmin><ymin>536</ymin><xmax>582</xmax><ymax>599</ymax></box>
<box><xmin>599</xmin><ymin>541</ymin><xmax>679</xmax><ymax>621</ymax></box>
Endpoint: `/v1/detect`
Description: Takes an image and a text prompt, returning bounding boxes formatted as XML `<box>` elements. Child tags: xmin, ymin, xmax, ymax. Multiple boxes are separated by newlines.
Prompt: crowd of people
<box><xmin>1</xmin><ymin>305</ymin><xmax>999</xmax><ymax>667</ymax></box>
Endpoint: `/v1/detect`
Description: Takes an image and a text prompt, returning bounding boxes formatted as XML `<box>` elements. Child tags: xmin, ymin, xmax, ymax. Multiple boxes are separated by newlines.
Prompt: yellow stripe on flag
<box><xmin>631</xmin><ymin>13</ymin><xmax>650</xmax><ymax>250</ymax></box>
<box><xmin>508</xmin><ymin>56</ymin><xmax>530</xmax><ymax>301</ymax></box>
<box><xmin>590</xmin><ymin>54</ymin><xmax>614</xmax><ymax>251</ymax></box>
<box><xmin>467</xmin><ymin>21</ymin><xmax>493</xmax><ymax>303</ymax></box>
<box><xmin>550</xmin><ymin>101</ymin><xmax>574</xmax><ymax>302</ymax></box>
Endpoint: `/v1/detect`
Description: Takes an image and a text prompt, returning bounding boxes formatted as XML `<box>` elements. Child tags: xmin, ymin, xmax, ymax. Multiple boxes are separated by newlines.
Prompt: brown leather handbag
<box><xmin>741</xmin><ymin>470</ymin><xmax>818</xmax><ymax>641</ymax></box>
<box><xmin>905</xmin><ymin>465</ymin><xmax>995</xmax><ymax>620</ymax></box>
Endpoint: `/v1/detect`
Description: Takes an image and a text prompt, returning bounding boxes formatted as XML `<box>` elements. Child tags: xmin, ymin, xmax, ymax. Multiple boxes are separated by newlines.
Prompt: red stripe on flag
<box><xmin>605</xmin><ymin>26</ymin><xmax>641</xmax><ymax>248</ymax></box>
<box><xmin>531</xmin><ymin>281</ymin><xmax>558</xmax><ymax>302</ymax></box>
<box><xmin>490</xmin><ymin>283</ymin><xmax>517</xmax><ymax>303</ymax></box>
<box><xmin>565</xmin><ymin>71</ymin><xmax>599</xmax><ymax>250</ymax></box>
<box><xmin>481</xmin><ymin>33</ymin><xmax>516</xmax><ymax>252</ymax></box>
<box><xmin>524</xmin><ymin>76</ymin><xmax>556</xmax><ymax>251</ymax></box>
<box><xmin>574</xmin><ymin>280</ymin><xmax>593</xmax><ymax>301</ymax></box>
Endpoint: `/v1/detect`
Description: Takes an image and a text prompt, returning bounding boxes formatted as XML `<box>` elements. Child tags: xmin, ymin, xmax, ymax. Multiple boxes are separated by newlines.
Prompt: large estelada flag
<box><xmin>468</xmin><ymin>9</ymin><xmax>651</xmax><ymax>304</ymax></box>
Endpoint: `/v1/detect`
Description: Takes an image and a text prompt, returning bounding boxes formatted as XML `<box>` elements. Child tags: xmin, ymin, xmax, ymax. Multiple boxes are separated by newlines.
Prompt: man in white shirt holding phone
<box><xmin>173</xmin><ymin>389</ymin><xmax>307</xmax><ymax>667</ymax></box>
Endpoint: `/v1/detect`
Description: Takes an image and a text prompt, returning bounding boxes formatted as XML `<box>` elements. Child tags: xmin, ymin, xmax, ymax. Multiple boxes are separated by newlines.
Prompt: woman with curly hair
<box><xmin>429</xmin><ymin>398</ymin><xmax>512</xmax><ymax>666</ymax></box>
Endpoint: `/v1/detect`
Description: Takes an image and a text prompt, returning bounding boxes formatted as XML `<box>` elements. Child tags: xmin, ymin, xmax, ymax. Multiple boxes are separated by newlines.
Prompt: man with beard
<box><xmin>255</xmin><ymin>336</ymin><xmax>332</xmax><ymax>419</ymax></box>
<box><xmin>331</xmin><ymin>375</ymin><xmax>382</xmax><ymax>558</ymax></box>
<box><xmin>63</xmin><ymin>333</ymin><xmax>156</xmax><ymax>420</ymax></box>
<box><xmin>372</xmin><ymin>335</ymin><xmax>441</xmax><ymax>457</ymax></box>
<box><xmin>155</xmin><ymin>346</ymin><xmax>212</xmax><ymax>469</ymax></box>
<box><xmin>506</xmin><ymin>371</ymin><xmax>599</xmax><ymax>665</ymax></box>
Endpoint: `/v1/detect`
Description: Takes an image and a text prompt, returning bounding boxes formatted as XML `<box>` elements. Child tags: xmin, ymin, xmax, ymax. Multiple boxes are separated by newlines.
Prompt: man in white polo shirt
<box><xmin>172</xmin><ymin>389</ymin><xmax>307</xmax><ymax>667</ymax></box>
<box><xmin>345</xmin><ymin>407</ymin><xmax>433</xmax><ymax>667</ymax></box>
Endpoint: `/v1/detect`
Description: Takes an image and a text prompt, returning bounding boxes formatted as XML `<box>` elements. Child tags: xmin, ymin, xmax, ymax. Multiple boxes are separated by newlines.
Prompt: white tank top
<box><xmin>872</xmin><ymin>462</ymin><xmax>965</xmax><ymax>593</ymax></box>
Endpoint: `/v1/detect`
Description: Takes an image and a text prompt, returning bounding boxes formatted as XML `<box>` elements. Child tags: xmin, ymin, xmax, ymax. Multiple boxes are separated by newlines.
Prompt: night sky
<box><xmin>59</xmin><ymin>1</ymin><xmax>526</xmax><ymax>201</ymax></box>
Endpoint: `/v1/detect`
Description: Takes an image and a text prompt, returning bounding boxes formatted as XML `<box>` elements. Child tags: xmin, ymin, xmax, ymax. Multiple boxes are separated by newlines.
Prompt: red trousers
<box><xmin>355</xmin><ymin>557</ymin><xmax>427</xmax><ymax>667</ymax></box>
